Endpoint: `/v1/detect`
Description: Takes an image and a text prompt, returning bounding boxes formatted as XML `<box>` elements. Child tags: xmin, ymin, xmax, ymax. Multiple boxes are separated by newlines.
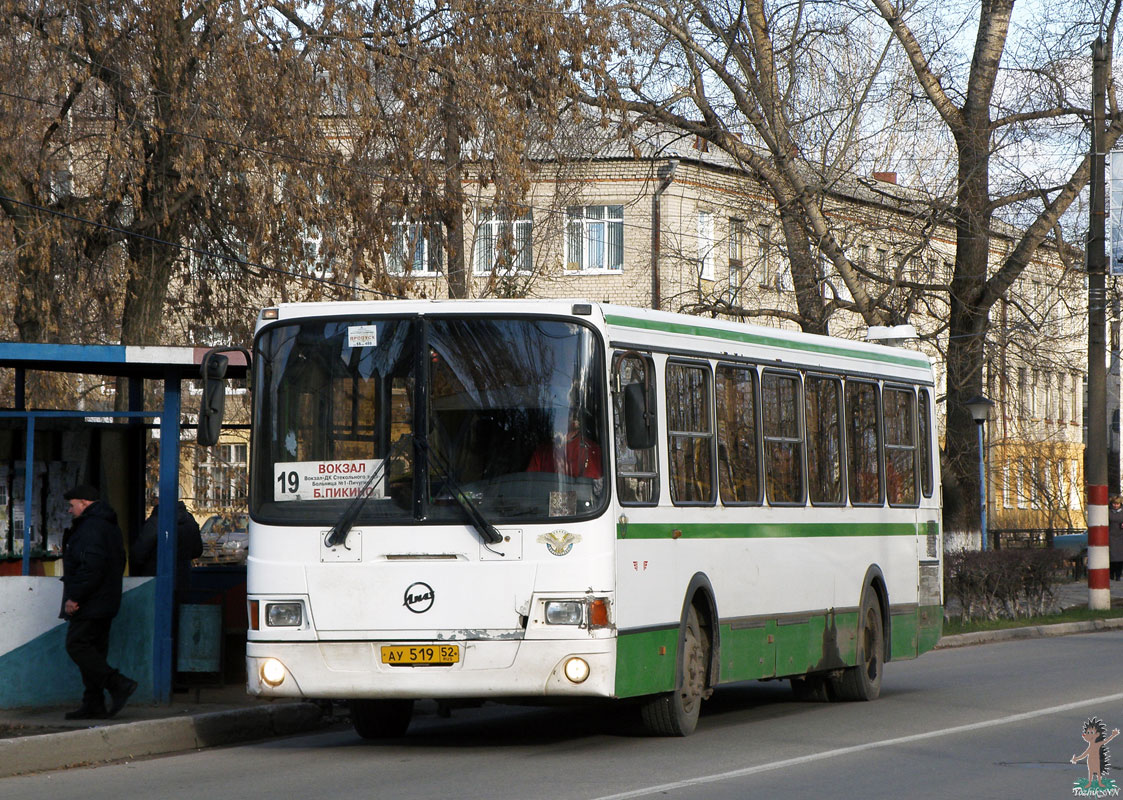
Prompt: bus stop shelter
<box><xmin>0</xmin><ymin>343</ymin><xmax>247</xmax><ymax>706</ymax></box>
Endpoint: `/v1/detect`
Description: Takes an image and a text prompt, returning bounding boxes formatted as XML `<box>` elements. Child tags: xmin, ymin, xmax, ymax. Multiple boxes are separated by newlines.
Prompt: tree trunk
<box><xmin>441</xmin><ymin>84</ymin><xmax>469</xmax><ymax>299</ymax></box>
<box><xmin>943</xmin><ymin>131</ymin><xmax>993</xmax><ymax>534</ymax></box>
<box><xmin>778</xmin><ymin>206</ymin><xmax>830</xmax><ymax>336</ymax></box>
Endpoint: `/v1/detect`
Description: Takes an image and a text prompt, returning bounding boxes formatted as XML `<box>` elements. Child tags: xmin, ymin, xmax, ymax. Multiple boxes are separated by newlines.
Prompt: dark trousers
<box><xmin>65</xmin><ymin>617</ymin><xmax>115</xmax><ymax>707</ymax></box>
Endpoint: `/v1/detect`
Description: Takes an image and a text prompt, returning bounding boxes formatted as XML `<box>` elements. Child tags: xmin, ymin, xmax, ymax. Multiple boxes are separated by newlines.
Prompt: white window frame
<box><xmin>475</xmin><ymin>208</ymin><xmax>533</xmax><ymax>275</ymax></box>
<box><xmin>566</xmin><ymin>205</ymin><xmax>624</xmax><ymax>272</ymax></box>
<box><xmin>1017</xmin><ymin>460</ymin><xmax>1030</xmax><ymax>509</ymax></box>
<box><xmin>195</xmin><ymin>443</ymin><xmax>248</xmax><ymax>507</ymax></box>
<box><xmin>388</xmin><ymin>220</ymin><xmax>441</xmax><ymax>276</ymax></box>
<box><xmin>698</xmin><ymin>210</ymin><xmax>715</xmax><ymax>281</ymax></box>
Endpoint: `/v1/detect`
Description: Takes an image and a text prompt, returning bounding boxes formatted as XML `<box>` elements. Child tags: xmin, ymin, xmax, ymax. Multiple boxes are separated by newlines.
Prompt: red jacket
<box><xmin>527</xmin><ymin>432</ymin><xmax>603</xmax><ymax>479</ymax></box>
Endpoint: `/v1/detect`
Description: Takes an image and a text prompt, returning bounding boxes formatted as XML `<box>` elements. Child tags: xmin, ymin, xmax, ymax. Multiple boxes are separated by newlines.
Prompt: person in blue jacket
<box><xmin>59</xmin><ymin>484</ymin><xmax>137</xmax><ymax>720</ymax></box>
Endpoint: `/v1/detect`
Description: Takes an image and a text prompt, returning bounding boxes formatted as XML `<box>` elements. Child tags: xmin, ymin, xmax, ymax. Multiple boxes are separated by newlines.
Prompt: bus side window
<box><xmin>613</xmin><ymin>353</ymin><xmax>659</xmax><ymax>505</ymax></box>
<box><xmin>846</xmin><ymin>380</ymin><xmax>883</xmax><ymax>505</ymax></box>
<box><xmin>806</xmin><ymin>375</ymin><xmax>844</xmax><ymax>505</ymax></box>
<box><xmin>716</xmin><ymin>365</ymin><xmax>762</xmax><ymax>504</ymax></box>
<box><xmin>918</xmin><ymin>388</ymin><xmax>934</xmax><ymax>498</ymax></box>
<box><xmin>762</xmin><ymin>370</ymin><xmax>805</xmax><ymax>505</ymax></box>
<box><xmin>884</xmin><ymin>387</ymin><xmax>918</xmax><ymax>507</ymax></box>
<box><xmin>666</xmin><ymin>361</ymin><xmax>715</xmax><ymax>504</ymax></box>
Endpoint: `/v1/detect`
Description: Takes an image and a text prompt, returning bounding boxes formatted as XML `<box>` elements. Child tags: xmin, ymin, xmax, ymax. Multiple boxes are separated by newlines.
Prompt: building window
<box><xmin>727</xmin><ymin>219</ymin><xmax>746</xmax><ymax>303</ymax></box>
<box><xmin>757</xmin><ymin>225</ymin><xmax>775</xmax><ymax>289</ymax></box>
<box><xmin>729</xmin><ymin>218</ymin><xmax>745</xmax><ymax>267</ymax></box>
<box><xmin>566</xmin><ymin>205</ymin><xmax>623</xmax><ymax>271</ymax></box>
<box><xmin>698</xmin><ymin>211</ymin><xmax>715</xmax><ymax>281</ymax></box>
<box><xmin>666</xmin><ymin>362</ymin><xmax>714</xmax><ymax>504</ymax></box>
<box><xmin>194</xmin><ymin>443</ymin><xmax>248</xmax><ymax>507</ymax></box>
<box><xmin>475</xmin><ymin>208</ymin><xmax>533</xmax><ymax>274</ymax></box>
<box><xmin>1017</xmin><ymin>460</ymin><xmax>1030</xmax><ymax>509</ymax></box>
<box><xmin>388</xmin><ymin>221</ymin><xmax>442</xmax><ymax>275</ymax></box>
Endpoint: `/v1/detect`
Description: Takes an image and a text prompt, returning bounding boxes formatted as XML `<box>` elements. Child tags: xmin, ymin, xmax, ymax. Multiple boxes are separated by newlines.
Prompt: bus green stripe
<box><xmin>614</xmin><ymin>604</ymin><xmax>943</xmax><ymax>698</ymax></box>
<box><xmin>604</xmin><ymin>314</ymin><xmax>930</xmax><ymax>369</ymax></box>
<box><xmin>617</xmin><ymin>521</ymin><xmax>921</xmax><ymax>540</ymax></box>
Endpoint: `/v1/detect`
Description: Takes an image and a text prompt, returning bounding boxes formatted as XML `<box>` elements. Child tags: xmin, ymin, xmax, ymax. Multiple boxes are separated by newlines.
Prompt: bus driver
<box><xmin>526</xmin><ymin>413</ymin><xmax>603</xmax><ymax>480</ymax></box>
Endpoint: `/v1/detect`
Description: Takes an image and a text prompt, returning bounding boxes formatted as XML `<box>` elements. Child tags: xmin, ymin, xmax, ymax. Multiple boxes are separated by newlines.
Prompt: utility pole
<box><xmin>1088</xmin><ymin>37</ymin><xmax>1110</xmax><ymax>610</ymax></box>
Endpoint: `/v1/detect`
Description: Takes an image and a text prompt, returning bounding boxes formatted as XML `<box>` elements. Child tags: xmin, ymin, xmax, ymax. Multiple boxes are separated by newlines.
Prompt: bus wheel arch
<box><xmin>831</xmin><ymin>566</ymin><xmax>887</xmax><ymax>702</ymax></box>
<box><xmin>639</xmin><ymin>573</ymin><xmax>718</xmax><ymax>736</ymax></box>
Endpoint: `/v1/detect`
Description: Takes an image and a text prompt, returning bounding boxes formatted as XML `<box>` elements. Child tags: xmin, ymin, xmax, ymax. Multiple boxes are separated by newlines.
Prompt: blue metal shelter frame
<box><xmin>0</xmin><ymin>343</ymin><xmax>247</xmax><ymax>703</ymax></box>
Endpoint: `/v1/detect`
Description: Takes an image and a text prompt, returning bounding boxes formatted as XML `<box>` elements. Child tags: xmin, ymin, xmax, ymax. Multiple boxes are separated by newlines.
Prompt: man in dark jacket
<box><xmin>130</xmin><ymin>500</ymin><xmax>203</xmax><ymax>591</ymax></box>
<box><xmin>60</xmin><ymin>484</ymin><xmax>137</xmax><ymax>720</ymax></box>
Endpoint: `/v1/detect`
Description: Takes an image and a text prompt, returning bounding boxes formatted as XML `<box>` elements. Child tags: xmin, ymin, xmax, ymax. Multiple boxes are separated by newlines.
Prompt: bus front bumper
<box><xmin>246</xmin><ymin>638</ymin><xmax>616</xmax><ymax>700</ymax></box>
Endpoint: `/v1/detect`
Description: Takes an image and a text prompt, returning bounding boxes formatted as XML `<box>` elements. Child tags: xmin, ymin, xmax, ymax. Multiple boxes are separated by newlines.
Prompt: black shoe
<box><xmin>65</xmin><ymin>703</ymin><xmax>108</xmax><ymax>720</ymax></box>
<box><xmin>107</xmin><ymin>676</ymin><xmax>138</xmax><ymax>718</ymax></box>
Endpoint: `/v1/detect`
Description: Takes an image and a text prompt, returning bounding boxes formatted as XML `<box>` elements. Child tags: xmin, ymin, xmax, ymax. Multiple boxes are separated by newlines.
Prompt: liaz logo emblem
<box><xmin>403</xmin><ymin>582</ymin><xmax>435</xmax><ymax>613</ymax></box>
<box><xmin>537</xmin><ymin>530</ymin><xmax>581</xmax><ymax>556</ymax></box>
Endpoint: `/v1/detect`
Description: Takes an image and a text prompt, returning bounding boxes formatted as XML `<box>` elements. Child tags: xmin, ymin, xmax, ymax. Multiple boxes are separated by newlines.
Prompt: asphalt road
<box><xmin>4</xmin><ymin>632</ymin><xmax>1122</xmax><ymax>800</ymax></box>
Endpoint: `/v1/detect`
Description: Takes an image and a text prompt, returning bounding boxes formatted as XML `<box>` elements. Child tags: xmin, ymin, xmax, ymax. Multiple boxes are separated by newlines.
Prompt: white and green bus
<box><xmin>234</xmin><ymin>300</ymin><xmax>942</xmax><ymax>737</ymax></box>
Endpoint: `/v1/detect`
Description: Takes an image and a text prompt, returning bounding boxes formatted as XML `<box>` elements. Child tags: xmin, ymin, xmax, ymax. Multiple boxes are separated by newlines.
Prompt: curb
<box><xmin>935</xmin><ymin>616</ymin><xmax>1123</xmax><ymax>649</ymax></box>
<box><xmin>0</xmin><ymin>702</ymin><xmax>323</xmax><ymax>778</ymax></box>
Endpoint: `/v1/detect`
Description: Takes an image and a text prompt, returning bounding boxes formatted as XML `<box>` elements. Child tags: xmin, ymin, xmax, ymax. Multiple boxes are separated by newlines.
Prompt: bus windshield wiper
<box><xmin>324</xmin><ymin>457</ymin><xmax>389</xmax><ymax>549</ymax></box>
<box><xmin>417</xmin><ymin>438</ymin><xmax>503</xmax><ymax>545</ymax></box>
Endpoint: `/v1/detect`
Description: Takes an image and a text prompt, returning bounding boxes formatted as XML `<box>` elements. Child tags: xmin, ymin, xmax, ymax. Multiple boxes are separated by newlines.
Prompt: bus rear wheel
<box><xmin>350</xmin><ymin>699</ymin><xmax>414</xmax><ymax>739</ymax></box>
<box><xmin>830</xmin><ymin>590</ymin><xmax>884</xmax><ymax>701</ymax></box>
<box><xmin>640</xmin><ymin>605</ymin><xmax>709</xmax><ymax>736</ymax></box>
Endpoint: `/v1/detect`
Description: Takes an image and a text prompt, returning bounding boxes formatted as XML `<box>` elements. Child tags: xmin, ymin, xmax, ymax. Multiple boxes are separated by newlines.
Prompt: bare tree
<box><xmin>590</xmin><ymin>0</ymin><xmax>929</xmax><ymax>333</ymax></box>
<box><xmin>593</xmin><ymin>0</ymin><xmax>1123</xmax><ymax>532</ymax></box>
<box><xmin>278</xmin><ymin>1</ymin><xmax>616</xmax><ymax>298</ymax></box>
<box><xmin>866</xmin><ymin>0</ymin><xmax>1123</xmax><ymax>529</ymax></box>
<box><xmin>0</xmin><ymin>1</ymin><xmax>352</xmax><ymax>353</ymax></box>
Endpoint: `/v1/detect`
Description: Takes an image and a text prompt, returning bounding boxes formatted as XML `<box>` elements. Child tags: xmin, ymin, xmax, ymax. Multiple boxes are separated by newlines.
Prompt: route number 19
<box><xmin>277</xmin><ymin>471</ymin><xmax>300</xmax><ymax>494</ymax></box>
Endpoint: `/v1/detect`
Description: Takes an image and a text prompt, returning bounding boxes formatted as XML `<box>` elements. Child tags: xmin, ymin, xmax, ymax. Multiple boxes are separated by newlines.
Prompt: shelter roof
<box><xmin>0</xmin><ymin>343</ymin><xmax>249</xmax><ymax>380</ymax></box>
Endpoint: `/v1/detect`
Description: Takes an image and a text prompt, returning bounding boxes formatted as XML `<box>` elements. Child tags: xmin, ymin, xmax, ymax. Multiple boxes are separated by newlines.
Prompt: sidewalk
<box><xmin>3</xmin><ymin>580</ymin><xmax>1123</xmax><ymax>779</ymax></box>
<box><xmin>0</xmin><ymin>684</ymin><xmax>329</xmax><ymax>778</ymax></box>
<box><xmin>937</xmin><ymin>577</ymin><xmax>1123</xmax><ymax>649</ymax></box>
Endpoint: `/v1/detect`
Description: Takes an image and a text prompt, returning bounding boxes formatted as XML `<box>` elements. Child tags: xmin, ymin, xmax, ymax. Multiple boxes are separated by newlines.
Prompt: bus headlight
<box><xmin>564</xmin><ymin>657</ymin><xmax>590</xmax><ymax>684</ymax></box>
<box><xmin>545</xmin><ymin>601</ymin><xmax>583</xmax><ymax>625</ymax></box>
<box><xmin>543</xmin><ymin>598</ymin><xmax>611</xmax><ymax>628</ymax></box>
<box><xmin>265</xmin><ymin>602</ymin><xmax>303</xmax><ymax>627</ymax></box>
<box><xmin>261</xmin><ymin>658</ymin><xmax>287</xmax><ymax>687</ymax></box>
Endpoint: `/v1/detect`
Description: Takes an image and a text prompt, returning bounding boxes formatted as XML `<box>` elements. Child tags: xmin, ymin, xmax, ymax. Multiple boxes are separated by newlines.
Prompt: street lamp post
<box><xmin>966</xmin><ymin>395</ymin><xmax>995</xmax><ymax>550</ymax></box>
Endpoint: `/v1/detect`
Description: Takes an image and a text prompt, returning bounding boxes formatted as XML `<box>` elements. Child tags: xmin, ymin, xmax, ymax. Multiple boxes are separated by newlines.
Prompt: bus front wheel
<box><xmin>350</xmin><ymin>698</ymin><xmax>414</xmax><ymax>739</ymax></box>
<box><xmin>830</xmin><ymin>589</ymin><xmax>884</xmax><ymax>701</ymax></box>
<box><xmin>640</xmin><ymin>605</ymin><xmax>709</xmax><ymax>736</ymax></box>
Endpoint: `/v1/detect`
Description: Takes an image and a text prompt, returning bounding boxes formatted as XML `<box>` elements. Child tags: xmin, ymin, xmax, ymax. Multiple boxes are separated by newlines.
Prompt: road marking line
<box><xmin>590</xmin><ymin>692</ymin><xmax>1123</xmax><ymax>800</ymax></box>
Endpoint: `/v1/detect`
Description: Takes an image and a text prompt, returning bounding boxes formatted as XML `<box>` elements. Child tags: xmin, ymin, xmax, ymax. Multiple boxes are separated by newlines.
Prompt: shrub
<box><xmin>944</xmin><ymin>548</ymin><xmax>1067</xmax><ymax>621</ymax></box>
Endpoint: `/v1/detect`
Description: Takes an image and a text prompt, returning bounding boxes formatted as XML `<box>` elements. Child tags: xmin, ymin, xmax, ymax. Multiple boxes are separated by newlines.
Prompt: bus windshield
<box><xmin>251</xmin><ymin>315</ymin><xmax>607</xmax><ymax>526</ymax></box>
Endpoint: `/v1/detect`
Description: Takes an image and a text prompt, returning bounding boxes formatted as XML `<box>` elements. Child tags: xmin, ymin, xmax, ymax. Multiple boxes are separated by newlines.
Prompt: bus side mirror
<box><xmin>623</xmin><ymin>382</ymin><xmax>656</xmax><ymax>450</ymax></box>
<box><xmin>198</xmin><ymin>352</ymin><xmax>229</xmax><ymax>447</ymax></box>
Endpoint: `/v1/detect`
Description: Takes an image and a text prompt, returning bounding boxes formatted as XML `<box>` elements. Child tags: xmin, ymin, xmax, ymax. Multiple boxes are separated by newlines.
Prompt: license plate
<box><xmin>380</xmin><ymin>644</ymin><xmax>460</xmax><ymax>666</ymax></box>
